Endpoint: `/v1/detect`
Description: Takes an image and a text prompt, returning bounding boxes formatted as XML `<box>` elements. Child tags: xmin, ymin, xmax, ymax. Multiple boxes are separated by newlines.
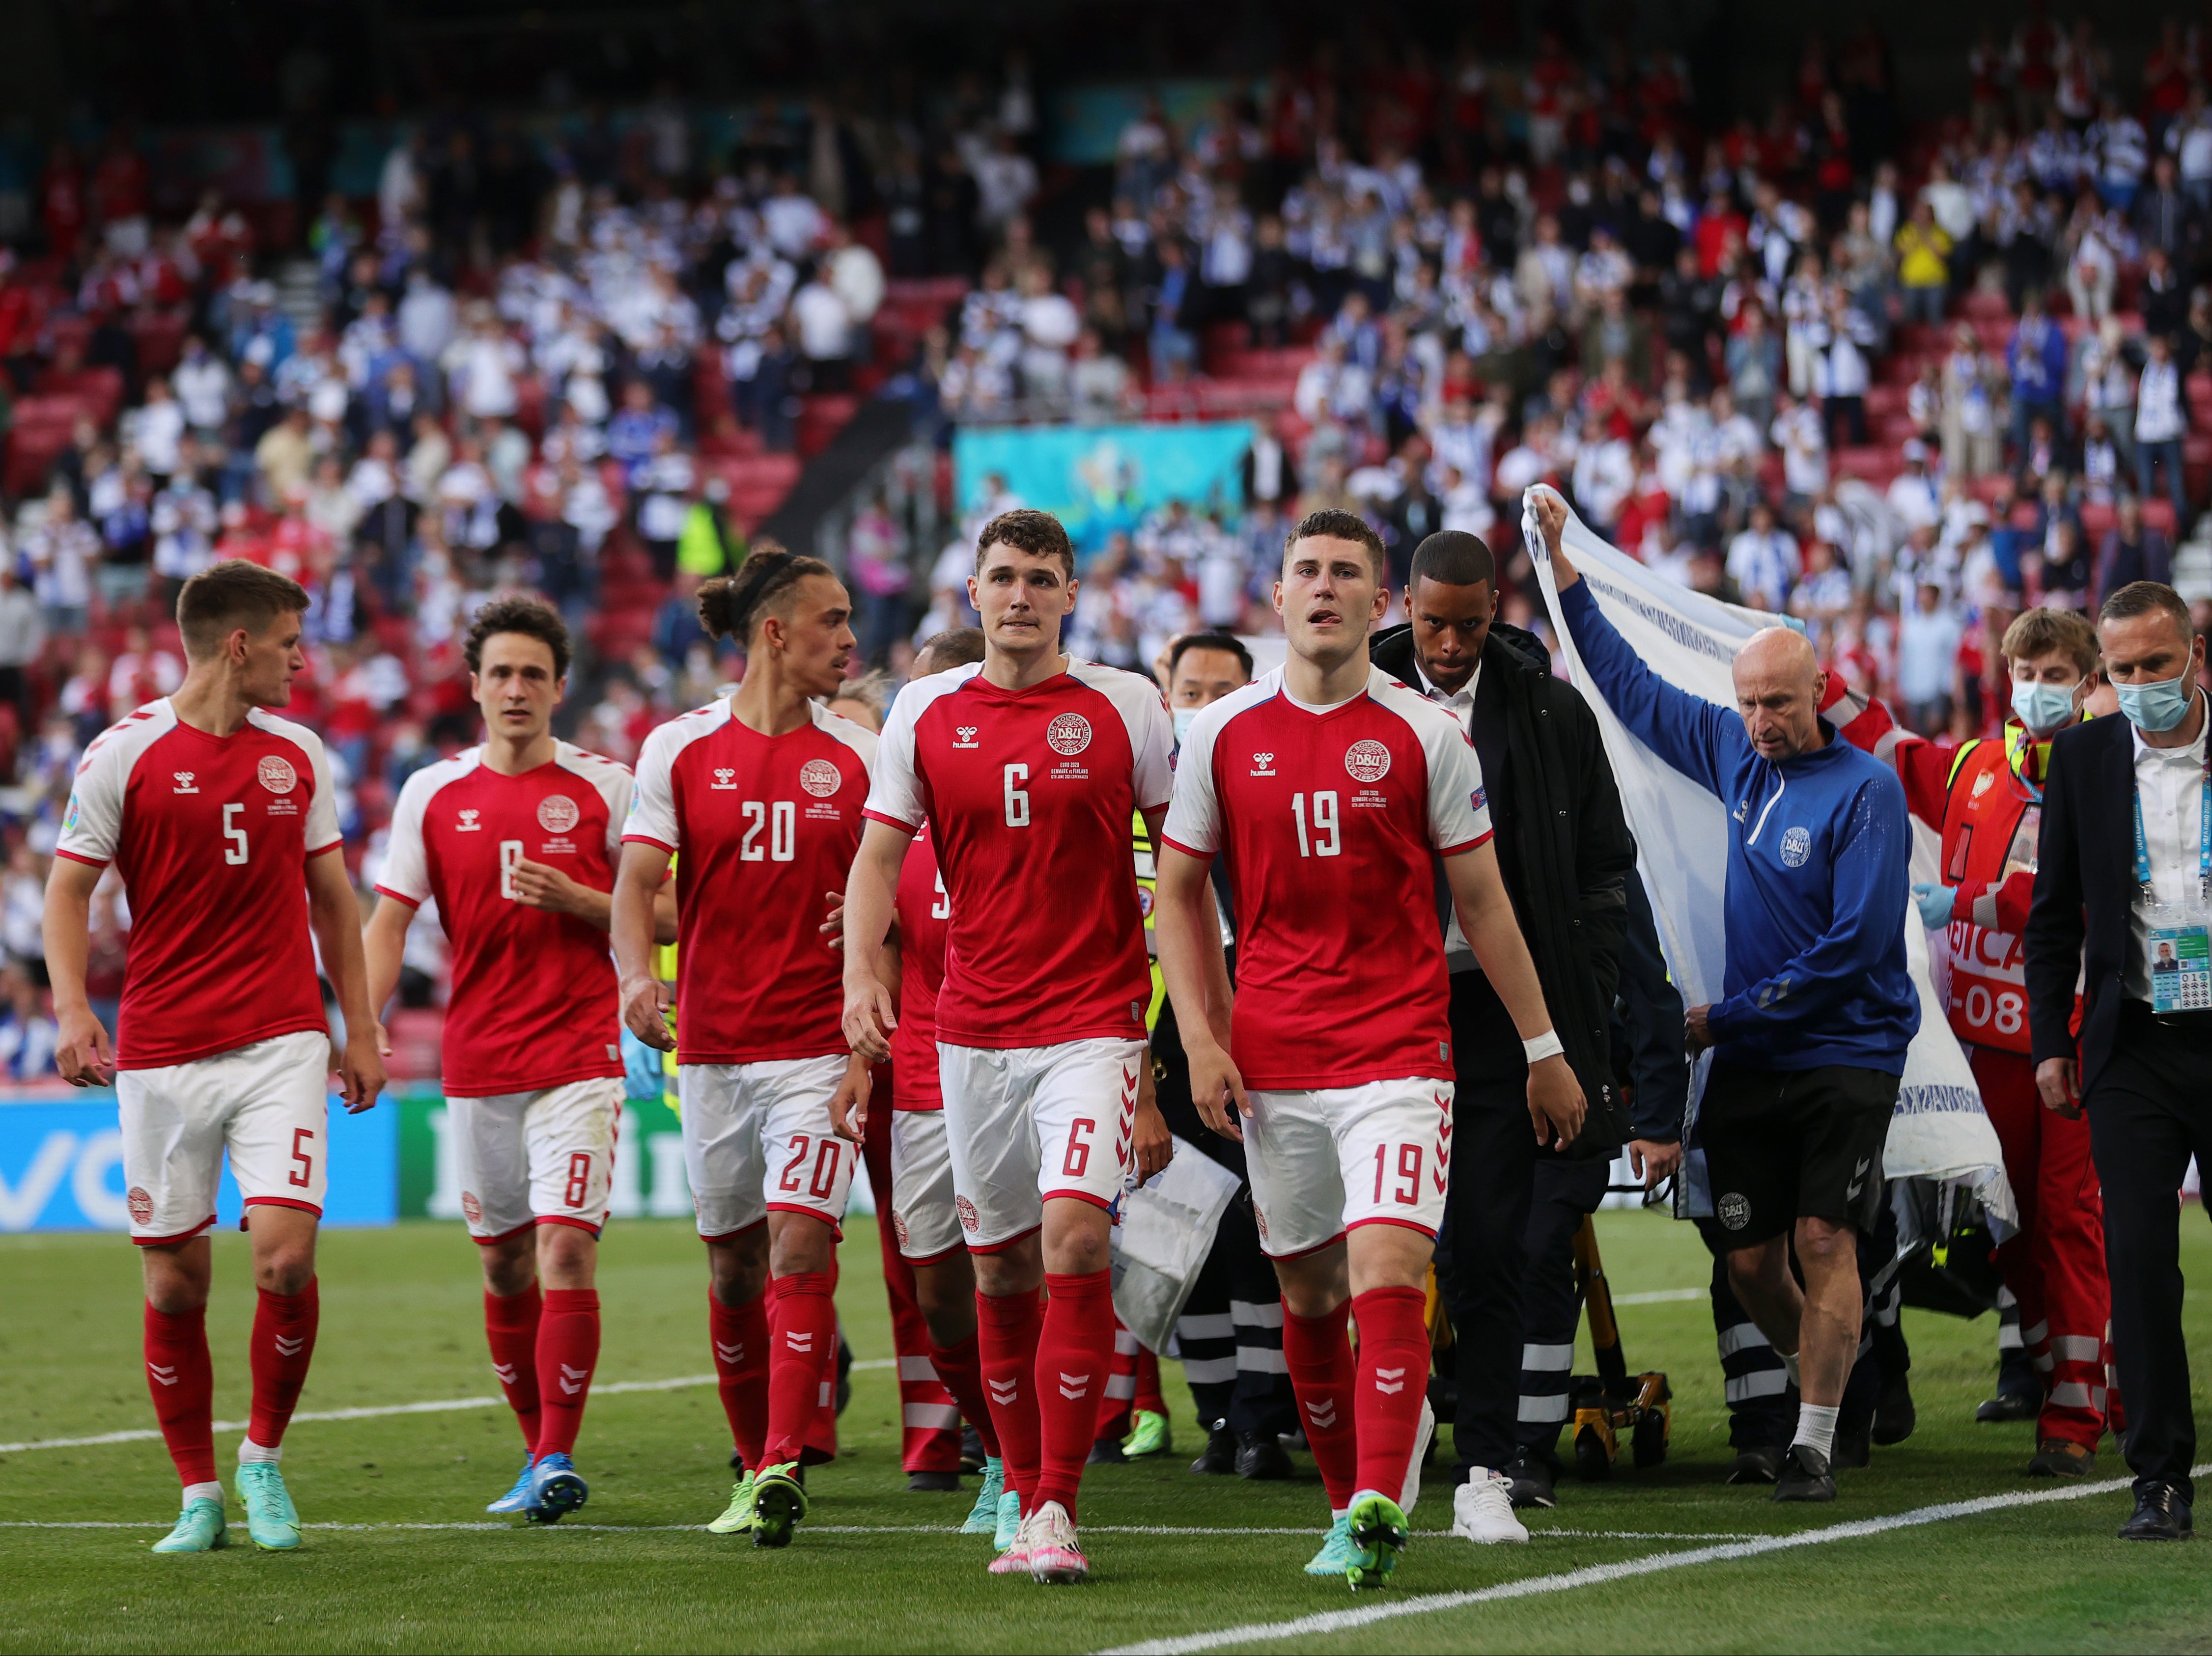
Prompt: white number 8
<box><xmin>223</xmin><ymin>802</ymin><xmax>249</xmax><ymax>865</ymax></box>
<box><xmin>500</xmin><ymin>839</ymin><xmax>524</xmax><ymax>898</ymax></box>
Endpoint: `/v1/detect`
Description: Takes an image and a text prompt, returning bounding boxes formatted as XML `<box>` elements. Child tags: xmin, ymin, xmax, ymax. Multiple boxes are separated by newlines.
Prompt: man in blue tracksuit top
<box><xmin>1534</xmin><ymin>492</ymin><xmax>1916</xmax><ymax>1505</ymax></box>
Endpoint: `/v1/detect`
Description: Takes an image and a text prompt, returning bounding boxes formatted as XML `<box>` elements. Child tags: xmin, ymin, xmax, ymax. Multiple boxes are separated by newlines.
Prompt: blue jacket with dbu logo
<box><xmin>1560</xmin><ymin>580</ymin><xmax>1918</xmax><ymax>1075</ymax></box>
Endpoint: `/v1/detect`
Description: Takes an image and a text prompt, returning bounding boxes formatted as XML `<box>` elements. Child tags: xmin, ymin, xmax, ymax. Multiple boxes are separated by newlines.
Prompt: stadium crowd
<box><xmin>0</xmin><ymin>14</ymin><xmax>2208</xmax><ymax>1082</ymax></box>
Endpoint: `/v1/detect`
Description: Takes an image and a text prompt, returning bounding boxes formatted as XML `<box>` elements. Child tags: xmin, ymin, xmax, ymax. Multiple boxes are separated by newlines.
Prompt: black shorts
<box><xmin>1699</xmin><ymin>1061</ymin><xmax>1898</xmax><ymax>1247</ymax></box>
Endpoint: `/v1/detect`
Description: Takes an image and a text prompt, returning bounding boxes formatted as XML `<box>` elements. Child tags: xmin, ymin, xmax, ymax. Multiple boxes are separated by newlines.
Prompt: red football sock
<box><xmin>532</xmin><ymin>1288</ymin><xmax>600</xmax><ymax>1459</ymax></box>
<box><xmin>762</xmin><ymin>1272</ymin><xmax>837</xmax><ymax>1470</ymax></box>
<box><xmin>483</xmin><ymin>1285</ymin><xmax>543</xmax><ymax>1454</ymax></box>
<box><xmin>143</xmin><ymin>1302</ymin><xmax>216</xmax><ymax>1488</ymax></box>
<box><xmin>1283</xmin><ymin>1299</ymin><xmax>1358</xmax><ymax>1511</ymax></box>
<box><xmin>1133</xmin><ymin>1344</ymin><xmax>1167</xmax><ymax>1417</ymax></box>
<box><xmin>709</xmin><ymin>1289</ymin><xmax>769</xmax><ymax>1471</ymax></box>
<box><xmin>929</xmin><ymin>1330</ymin><xmax>1002</xmax><ymax>1460</ymax></box>
<box><xmin>1351</xmin><ymin>1286</ymin><xmax>1430</xmax><ymax>1501</ymax></box>
<box><xmin>246</xmin><ymin>1280</ymin><xmax>319</xmax><ymax>1450</ymax></box>
<box><xmin>1032</xmin><ymin>1270</ymin><xmax>1115</xmax><ymax>1524</ymax></box>
<box><xmin>975</xmin><ymin>1288</ymin><xmax>1044</xmax><ymax>1508</ymax></box>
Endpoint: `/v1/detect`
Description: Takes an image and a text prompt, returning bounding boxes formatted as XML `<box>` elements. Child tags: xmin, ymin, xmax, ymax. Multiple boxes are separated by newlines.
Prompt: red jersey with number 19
<box><xmin>55</xmin><ymin>700</ymin><xmax>341</xmax><ymax>1068</ymax></box>
<box><xmin>890</xmin><ymin>825</ymin><xmax>949</xmax><ymax>1110</ymax></box>
<box><xmin>1162</xmin><ymin>666</ymin><xmax>1492</xmax><ymax>1090</ymax></box>
<box><xmin>864</xmin><ymin>660</ymin><xmax>1174</xmax><ymax>1049</ymax></box>
<box><xmin>374</xmin><ymin>743</ymin><xmax>632</xmax><ymax>1097</ymax></box>
<box><xmin>624</xmin><ymin>699</ymin><xmax>876</xmax><ymax>1064</ymax></box>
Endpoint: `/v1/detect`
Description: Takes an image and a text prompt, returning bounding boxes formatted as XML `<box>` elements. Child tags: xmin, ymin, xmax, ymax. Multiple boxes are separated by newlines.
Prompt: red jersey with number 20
<box><xmin>891</xmin><ymin>825</ymin><xmax>949</xmax><ymax>1110</ymax></box>
<box><xmin>865</xmin><ymin>660</ymin><xmax>1174</xmax><ymax>1049</ymax></box>
<box><xmin>56</xmin><ymin>700</ymin><xmax>341</xmax><ymax>1069</ymax></box>
<box><xmin>1162</xmin><ymin>666</ymin><xmax>1493</xmax><ymax>1090</ymax></box>
<box><xmin>624</xmin><ymin>699</ymin><xmax>876</xmax><ymax>1064</ymax></box>
<box><xmin>375</xmin><ymin>743</ymin><xmax>632</xmax><ymax>1096</ymax></box>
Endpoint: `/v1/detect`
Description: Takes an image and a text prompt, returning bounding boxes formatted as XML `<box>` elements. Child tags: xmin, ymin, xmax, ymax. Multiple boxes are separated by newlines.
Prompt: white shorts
<box><xmin>938</xmin><ymin>1038</ymin><xmax>1146</xmax><ymax>1251</ymax></box>
<box><xmin>446</xmin><ymin>1078</ymin><xmax>622</xmax><ymax>1242</ymax></box>
<box><xmin>1245</xmin><ymin>1077</ymin><xmax>1455</xmax><ymax>1260</ymax></box>
<box><xmin>679</xmin><ymin>1055</ymin><xmax>854</xmax><ymax>1240</ymax></box>
<box><xmin>889</xmin><ymin>1108</ymin><xmax>961</xmax><ymax>1263</ymax></box>
<box><xmin>117</xmin><ymin>1029</ymin><xmax>332</xmax><ymax>1244</ymax></box>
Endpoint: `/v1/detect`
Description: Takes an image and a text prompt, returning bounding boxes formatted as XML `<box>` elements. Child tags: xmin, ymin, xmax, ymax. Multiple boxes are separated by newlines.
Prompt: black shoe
<box><xmin>1503</xmin><ymin>1451</ymin><xmax>1558</xmax><ymax>1510</ymax></box>
<box><xmin>1830</xmin><ymin>1430</ymin><xmax>1871</xmax><ymax>1470</ymax></box>
<box><xmin>1189</xmin><ymin>1424</ymin><xmax>1235</xmax><ymax>1475</ymax></box>
<box><xmin>728</xmin><ymin>1448</ymin><xmax>746</xmax><ymax>1473</ymax></box>
<box><xmin>958</xmin><ymin>1425</ymin><xmax>986</xmax><ymax>1475</ymax></box>
<box><xmin>1726</xmin><ymin>1445</ymin><xmax>1784</xmax><ymax>1485</ymax></box>
<box><xmin>1873</xmin><ymin>1375</ymin><xmax>1917</xmax><ymax>1446</ymax></box>
<box><xmin>2118</xmin><ymin>1482</ymin><xmax>2194</xmax><ymax>1541</ymax></box>
<box><xmin>2025</xmin><ymin>1437</ymin><xmax>2097</xmax><ymax>1479</ymax></box>
<box><xmin>835</xmin><ymin>1336</ymin><xmax>853</xmax><ymax>1416</ymax></box>
<box><xmin>1773</xmin><ymin>1444</ymin><xmax>1836</xmax><ymax>1503</ymax></box>
<box><xmin>1087</xmin><ymin>1436</ymin><xmax>1129</xmax><ymax>1466</ymax></box>
<box><xmin>1235</xmin><ymin>1430</ymin><xmax>1294</xmax><ymax>1480</ymax></box>
<box><xmin>906</xmin><ymin>1469</ymin><xmax>963</xmax><ymax>1492</ymax></box>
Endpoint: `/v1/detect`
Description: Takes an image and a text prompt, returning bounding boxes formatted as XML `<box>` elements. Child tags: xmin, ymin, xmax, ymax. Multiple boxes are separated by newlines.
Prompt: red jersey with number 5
<box><xmin>864</xmin><ymin>660</ymin><xmax>1174</xmax><ymax>1049</ymax></box>
<box><xmin>891</xmin><ymin>824</ymin><xmax>950</xmax><ymax>1110</ymax></box>
<box><xmin>375</xmin><ymin>743</ymin><xmax>632</xmax><ymax>1096</ymax></box>
<box><xmin>1162</xmin><ymin>666</ymin><xmax>1492</xmax><ymax>1090</ymax></box>
<box><xmin>56</xmin><ymin>699</ymin><xmax>341</xmax><ymax>1068</ymax></box>
<box><xmin>624</xmin><ymin>699</ymin><xmax>876</xmax><ymax>1064</ymax></box>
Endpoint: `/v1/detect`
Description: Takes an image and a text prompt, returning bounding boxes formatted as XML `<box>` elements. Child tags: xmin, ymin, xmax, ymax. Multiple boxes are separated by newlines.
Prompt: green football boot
<box><xmin>750</xmin><ymin>1462</ymin><xmax>808</xmax><ymax>1548</ymax></box>
<box><xmin>151</xmin><ymin>1496</ymin><xmax>228</xmax><ymax>1554</ymax></box>
<box><xmin>1344</xmin><ymin>1489</ymin><xmax>1407</xmax><ymax>1590</ymax></box>
<box><xmin>1304</xmin><ymin>1513</ymin><xmax>1358</xmax><ymax>1577</ymax></box>
<box><xmin>1121</xmin><ymin>1408</ymin><xmax>1173</xmax><ymax>1458</ymax></box>
<box><xmin>706</xmin><ymin>1471</ymin><xmax>757</xmax><ymax>1535</ymax></box>
<box><xmin>959</xmin><ymin>1458</ymin><xmax>1005</xmax><ymax>1534</ymax></box>
<box><xmin>234</xmin><ymin>1463</ymin><xmax>302</xmax><ymax>1552</ymax></box>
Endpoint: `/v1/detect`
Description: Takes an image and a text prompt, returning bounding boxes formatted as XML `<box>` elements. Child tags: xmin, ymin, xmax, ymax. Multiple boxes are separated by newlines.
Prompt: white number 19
<box><xmin>222</xmin><ymin>802</ymin><xmax>249</xmax><ymax>865</ymax></box>
<box><xmin>1292</xmin><ymin>791</ymin><xmax>1341</xmax><ymax>858</ymax></box>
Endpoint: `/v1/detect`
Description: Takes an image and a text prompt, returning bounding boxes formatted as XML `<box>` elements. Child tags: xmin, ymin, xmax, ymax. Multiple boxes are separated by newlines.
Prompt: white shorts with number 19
<box><xmin>679</xmin><ymin>1055</ymin><xmax>854</xmax><ymax>1240</ymax></box>
<box><xmin>1244</xmin><ymin>1077</ymin><xmax>1455</xmax><ymax>1260</ymax></box>
<box><xmin>937</xmin><ymin>1037</ymin><xmax>1146</xmax><ymax>1251</ymax></box>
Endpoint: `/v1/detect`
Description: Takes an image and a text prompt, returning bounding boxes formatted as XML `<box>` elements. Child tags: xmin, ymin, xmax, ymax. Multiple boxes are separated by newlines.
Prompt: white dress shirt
<box><xmin>2127</xmin><ymin>692</ymin><xmax>2210</xmax><ymax>1003</ymax></box>
<box><xmin>1415</xmin><ymin>656</ymin><xmax>1482</xmax><ymax>966</ymax></box>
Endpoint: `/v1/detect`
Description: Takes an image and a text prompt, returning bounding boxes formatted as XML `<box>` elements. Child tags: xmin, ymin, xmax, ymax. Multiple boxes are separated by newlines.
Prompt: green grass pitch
<box><xmin>2</xmin><ymin>1210</ymin><xmax>2208</xmax><ymax>1654</ymax></box>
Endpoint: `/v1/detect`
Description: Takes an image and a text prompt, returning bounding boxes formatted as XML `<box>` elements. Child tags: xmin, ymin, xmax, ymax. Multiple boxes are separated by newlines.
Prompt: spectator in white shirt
<box><xmin>2132</xmin><ymin>331</ymin><xmax>2188</xmax><ymax>524</ymax></box>
<box><xmin>825</xmin><ymin>221</ymin><xmax>885</xmax><ymax>328</ymax></box>
<box><xmin>761</xmin><ymin>174</ymin><xmax>828</xmax><ymax>259</ymax></box>
<box><xmin>1016</xmin><ymin>261</ymin><xmax>1080</xmax><ymax>404</ymax></box>
<box><xmin>1727</xmin><ymin>497</ymin><xmax>1801</xmax><ymax>610</ymax></box>
<box><xmin>440</xmin><ymin>311</ymin><xmax>524</xmax><ymax>421</ymax></box>
<box><xmin>2166</xmin><ymin>84</ymin><xmax>2212</xmax><ymax>212</ymax></box>
<box><xmin>790</xmin><ymin>265</ymin><xmax>855</xmax><ymax>390</ymax></box>
<box><xmin>1887</xmin><ymin>439</ymin><xmax>1943</xmax><ymax>533</ymax></box>
<box><xmin>171</xmin><ymin>335</ymin><xmax>232</xmax><ymax>437</ymax></box>
<box><xmin>972</xmin><ymin>130</ymin><xmax>1040</xmax><ymax>233</ymax></box>
<box><xmin>129</xmin><ymin>377</ymin><xmax>185</xmax><ymax>481</ymax></box>
<box><xmin>1771</xmin><ymin>392</ymin><xmax>1830</xmax><ymax>503</ymax></box>
<box><xmin>26</xmin><ymin>489</ymin><xmax>96</xmax><ymax>634</ymax></box>
<box><xmin>397</xmin><ymin>266</ymin><xmax>457</xmax><ymax>365</ymax></box>
<box><xmin>2086</xmin><ymin>97</ymin><xmax>2148</xmax><ymax>213</ymax></box>
<box><xmin>1896</xmin><ymin>580</ymin><xmax>1963</xmax><ymax>734</ymax></box>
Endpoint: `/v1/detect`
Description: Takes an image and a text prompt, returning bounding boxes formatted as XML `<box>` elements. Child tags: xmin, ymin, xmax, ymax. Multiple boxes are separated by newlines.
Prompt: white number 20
<box><xmin>222</xmin><ymin>802</ymin><xmax>249</xmax><ymax>865</ymax></box>
<box><xmin>739</xmin><ymin>800</ymin><xmax>796</xmax><ymax>861</ymax></box>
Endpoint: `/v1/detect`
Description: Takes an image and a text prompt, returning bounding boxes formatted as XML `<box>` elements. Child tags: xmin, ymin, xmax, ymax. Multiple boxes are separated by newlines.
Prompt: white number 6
<box><xmin>223</xmin><ymin>802</ymin><xmax>249</xmax><ymax>865</ymax></box>
<box><xmin>1004</xmin><ymin>763</ymin><xmax>1030</xmax><ymax>828</ymax></box>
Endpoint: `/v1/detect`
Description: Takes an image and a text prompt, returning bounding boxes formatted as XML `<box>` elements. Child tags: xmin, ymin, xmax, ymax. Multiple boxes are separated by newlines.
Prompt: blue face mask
<box><xmin>2115</xmin><ymin>666</ymin><xmax>2198</xmax><ymax>734</ymax></box>
<box><xmin>2010</xmin><ymin>680</ymin><xmax>2081</xmax><ymax>734</ymax></box>
<box><xmin>1173</xmin><ymin>706</ymin><xmax>1199</xmax><ymax>745</ymax></box>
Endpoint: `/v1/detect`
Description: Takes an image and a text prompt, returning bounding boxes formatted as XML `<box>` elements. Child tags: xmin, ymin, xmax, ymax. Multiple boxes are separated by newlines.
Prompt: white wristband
<box><xmin>1523</xmin><ymin>1030</ymin><xmax>1565</xmax><ymax>1065</ymax></box>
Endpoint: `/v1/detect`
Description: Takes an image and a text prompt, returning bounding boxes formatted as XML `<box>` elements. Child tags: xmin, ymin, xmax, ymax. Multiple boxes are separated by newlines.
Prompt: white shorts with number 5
<box><xmin>937</xmin><ymin>1038</ymin><xmax>1146</xmax><ymax>1251</ymax></box>
<box><xmin>679</xmin><ymin>1055</ymin><xmax>854</xmax><ymax>1240</ymax></box>
<box><xmin>446</xmin><ymin>1078</ymin><xmax>621</xmax><ymax>1242</ymax></box>
<box><xmin>117</xmin><ymin>1029</ymin><xmax>332</xmax><ymax>1244</ymax></box>
<box><xmin>1244</xmin><ymin>1077</ymin><xmax>1454</xmax><ymax>1259</ymax></box>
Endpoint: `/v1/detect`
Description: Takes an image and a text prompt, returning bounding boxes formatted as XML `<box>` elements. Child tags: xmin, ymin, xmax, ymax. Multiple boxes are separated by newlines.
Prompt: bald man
<box><xmin>1536</xmin><ymin>493</ymin><xmax>1916</xmax><ymax>1505</ymax></box>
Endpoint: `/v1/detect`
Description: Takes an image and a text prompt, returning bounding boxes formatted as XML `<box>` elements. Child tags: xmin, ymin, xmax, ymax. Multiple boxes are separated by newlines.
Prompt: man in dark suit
<box><xmin>2026</xmin><ymin>579</ymin><xmax>2212</xmax><ymax>1542</ymax></box>
<box><xmin>1370</xmin><ymin>530</ymin><xmax>1641</xmax><ymax>1533</ymax></box>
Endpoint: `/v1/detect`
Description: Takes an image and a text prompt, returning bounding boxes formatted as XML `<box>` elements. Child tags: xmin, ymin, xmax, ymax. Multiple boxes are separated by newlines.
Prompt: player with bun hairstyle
<box><xmin>613</xmin><ymin>541</ymin><xmax>878</xmax><ymax>1548</ymax></box>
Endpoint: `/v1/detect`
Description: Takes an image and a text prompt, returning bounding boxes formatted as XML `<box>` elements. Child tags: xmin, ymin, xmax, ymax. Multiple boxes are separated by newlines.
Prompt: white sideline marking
<box><xmin>0</xmin><ymin>1363</ymin><xmax>897</xmax><ymax>1455</ymax></box>
<box><xmin>1609</xmin><ymin>1287</ymin><xmax>1704</xmax><ymax>1305</ymax></box>
<box><xmin>1096</xmin><ymin>1464</ymin><xmax>2212</xmax><ymax>1656</ymax></box>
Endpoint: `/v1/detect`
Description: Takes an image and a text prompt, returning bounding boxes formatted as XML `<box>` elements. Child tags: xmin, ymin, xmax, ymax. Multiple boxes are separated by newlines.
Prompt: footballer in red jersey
<box><xmin>614</xmin><ymin>547</ymin><xmax>875</xmax><ymax>1549</ymax></box>
<box><xmin>1152</xmin><ymin>510</ymin><xmax>1585</xmax><ymax>1589</ymax></box>
<box><xmin>363</xmin><ymin>598</ymin><xmax>677</xmax><ymax>1523</ymax></box>
<box><xmin>842</xmin><ymin>510</ymin><xmax>1175</xmax><ymax>1584</ymax></box>
<box><xmin>43</xmin><ymin>561</ymin><xmax>386</xmax><ymax>1554</ymax></box>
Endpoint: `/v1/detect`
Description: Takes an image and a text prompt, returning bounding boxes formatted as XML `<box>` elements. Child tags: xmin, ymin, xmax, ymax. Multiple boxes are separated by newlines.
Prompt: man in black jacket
<box><xmin>1370</xmin><ymin>530</ymin><xmax>1638</xmax><ymax>1540</ymax></box>
<box><xmin>2025</xmin><ymin>579</ymin><xmax>2212</xmax><ymax>1543</ymax></box>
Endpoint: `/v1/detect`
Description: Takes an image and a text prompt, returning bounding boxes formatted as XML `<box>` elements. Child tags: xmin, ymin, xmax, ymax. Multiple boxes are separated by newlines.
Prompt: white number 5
<box><xmin>223</xmin><ymin>802</ymin><xmax>249</xmax><ymax>865</ymax></box>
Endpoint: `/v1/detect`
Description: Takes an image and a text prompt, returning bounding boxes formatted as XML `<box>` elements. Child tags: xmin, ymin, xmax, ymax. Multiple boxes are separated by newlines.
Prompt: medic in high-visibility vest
<box><xmin>1828</xmin><ymin>607</ymin><xmax>2113</xmax><ymax>1478</ymax></box>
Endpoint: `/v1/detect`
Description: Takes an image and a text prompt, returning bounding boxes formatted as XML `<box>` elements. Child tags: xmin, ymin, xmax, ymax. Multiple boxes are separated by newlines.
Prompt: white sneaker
<box><xmin>1400</xmin><ymin>1395</ymin><xmax>1436</xmax><ymax>1515</ymax></box>
<box><xmin>1452</xmin><ymin>1469</ymin><xmax>1530</xmax><ymax>1544</ymax></box>
<box><xmin>1025</xmin><ymin>1500</ymin><xmax>1089</xmax><ymax>1584</ymax></box>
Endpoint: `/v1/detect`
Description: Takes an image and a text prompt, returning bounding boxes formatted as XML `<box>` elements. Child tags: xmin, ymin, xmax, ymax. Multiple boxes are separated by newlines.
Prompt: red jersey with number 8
<box><xmin>864</xmin><ymin>660</ymin><xmax>1174</xmax><ymax>1049</ymax></box>
<box><xmin>56</xmin><ymin>700</ymin><xmax>341</xmax><ymax>1068</ymax></box>
<box><xmin>374</xmin><ymin>743</ymin><xmax>633</xmax><ymax>1096</ymax></box>
<box><xmin>624</xmin><ymin>699</ymin><xmax>876</xmax><ymax>1064</ymax></box>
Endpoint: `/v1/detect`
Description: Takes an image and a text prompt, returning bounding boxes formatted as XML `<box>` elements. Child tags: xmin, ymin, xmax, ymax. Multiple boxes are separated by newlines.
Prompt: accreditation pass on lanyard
<box><xmin>2136</xmin><ymin>756</ymin><xmax>2212</xmax><ymax>1014</ymax></box>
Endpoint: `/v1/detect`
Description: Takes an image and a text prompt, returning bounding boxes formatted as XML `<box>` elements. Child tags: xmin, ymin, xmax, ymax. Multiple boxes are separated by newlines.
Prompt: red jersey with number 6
<box><xmin>864</xmin><ymin>660</ymin><xmax>1174</xmax><ymax>1049</ymax></box>
<box><xmin>624</xmin><ymin>699</ymin><xmax>876</xmax><ymax>1064</ymax></box>
<box><xmin>375</xmin><ymin>743</ymin><xmax>633</xmax><ymax>1096</ymax></box>
<box><xmin>1162</xmin><ymin>666</ymin><xmax>1493</xmax><ymax>1090</ymax></box>
<box><xmin>891</xmin><ymin>824</ymin><xmax>949</xmax><ymax>1110</ymax></box>
<box><xmin>56</xmin><ymin>699</ymin><xmax>341</xmax><ymax>1068</ymax></box>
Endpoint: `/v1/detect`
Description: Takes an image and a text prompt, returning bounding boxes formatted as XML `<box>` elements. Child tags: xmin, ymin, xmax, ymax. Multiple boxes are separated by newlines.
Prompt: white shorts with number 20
<box><xmin>679</xmin><ymin>1055</ymin><xmax>854</xmax><ymax>1240</ymax></box>
<box><xmin>937</xmin><ymin>1038</ymin><xmax>1146</xmax><ymax>1251</ymax></box>
<box><xmin>1244</xmin><ymin>1076</ymin><xmax>1455</xmax><ymax>1259</ymax></box>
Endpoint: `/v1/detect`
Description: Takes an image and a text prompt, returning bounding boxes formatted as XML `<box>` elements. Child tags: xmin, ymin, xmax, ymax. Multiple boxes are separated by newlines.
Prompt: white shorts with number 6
<box><xmin>117</xmin><ymin>1029</ymin><xmax>332</xmax><ymax>1244</ymax></box>
<box><xmin>679</xmin><ymin>1055</ymin><xmax>853</xmax><ymax>1240</ymax></box>
<box><xmin>937</xmin><ymin>1037</ymin><xmax>1146</xmax><ymax>1251</ymax></box>
<box><xmin>1244</xmin><ymin>1077</ymin><xmax>1454</xmax><ymax>1259</ymax></box>
<box><xmin>446</xmin><ymin>1078</ymin><xmax>621</xmax><ymax>1242</ymax></box>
